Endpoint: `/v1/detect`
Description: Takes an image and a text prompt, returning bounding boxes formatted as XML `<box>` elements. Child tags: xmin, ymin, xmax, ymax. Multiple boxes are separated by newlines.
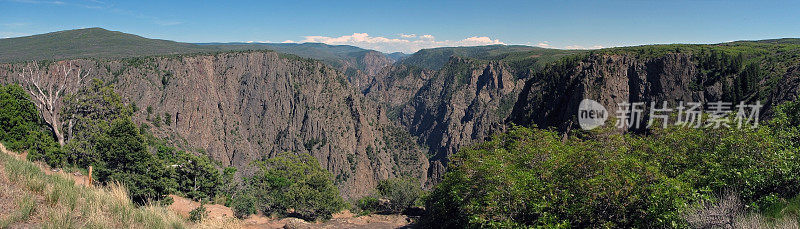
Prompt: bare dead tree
<box><xmin>17</xmin><ymin>61</ymin><xmax>91</xmax><ymax>146</ymax></box>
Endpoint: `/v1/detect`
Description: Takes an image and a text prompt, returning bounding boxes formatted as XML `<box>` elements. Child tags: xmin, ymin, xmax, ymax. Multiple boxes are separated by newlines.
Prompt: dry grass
<box><xmin>0</xmin><ymin>148</ymin><xmax>187</xmax><ymax>229</ymax></box>
<box><xmin>194</xmin><ymin>217</ymin><xmax>243</xmax><ymax>229</ymax></box>
<box><xmin>682</xmin><ymin>191</ymin><xmax>800</xmax><ymax>229</ymax></box>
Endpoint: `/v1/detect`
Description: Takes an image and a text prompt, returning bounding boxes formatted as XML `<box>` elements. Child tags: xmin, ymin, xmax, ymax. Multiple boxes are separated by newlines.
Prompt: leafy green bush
<box><xmin>93</xmin><ymin>118</ymin><xmax>174</xmax><ymax>204</ymax></box>
<box><xmin>156</xmin><ymin>145</ymin><xmax>223</xmax><ymax>201</ymax></box>
<box><xmin>61</xmin><ymin>79</ymin><xmax>132</xmax><ymax>168</ymax></box>
<box><xmin>0</xmin><ymin>84</ymin><xmax>61</xmax><ymax>167</ymax></box>
<box><xmin>376</xmin><ymin>177</ymin><xmax>422</xmax><ymax>214</ymax></box>
<box><xmin>233</xmin><ymin>152</ymin><xmax>345</xmax><ymax>221</ymax></box>
<box><xmin>189</xmin><ymin>204</ymin><xmax>208</xmax><ymax>222</ymax></box>
<box><xmin>423</xmin><ymin>96</ymin><xmax>800</xmax><ymax>228</ymax></box>
<box><xmin>423</xmin><ymin>127</ymin><xmax>693</xmax><ymax>228</ymax></box>
<box><xmin>231</xmin><ymin>190</ymin><xmax>257</xmax><ymax>219</ymax></box>
<box><xmin>355</xmin><ymin>196</ymin><xmax>381</xmax><ymax>215</ymax></box>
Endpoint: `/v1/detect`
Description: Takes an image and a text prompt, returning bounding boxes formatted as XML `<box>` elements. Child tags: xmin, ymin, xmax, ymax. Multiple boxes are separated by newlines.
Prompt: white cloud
<box><xmin>535</xmin><ymin>41</ymin><xmax>551</xmax><ymax>48</ymax></box>
<box><xmin>564</xmin><ymin>45</ymin><xmax>605</xmax><ymax>50</ymax></box>
<box><xmin>0</xmin><ymin>31</ymin><xmax>30</xmax><ymax>38</ymax></box>
<box><xmin>287</xmin><ymin>33</ymin><xmax>505</xmax><ymax>53</ymax></box>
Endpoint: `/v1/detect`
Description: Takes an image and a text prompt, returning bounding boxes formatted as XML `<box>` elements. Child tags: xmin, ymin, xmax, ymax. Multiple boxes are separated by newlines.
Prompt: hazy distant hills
<box><xmin>0</xmin><ymin>28</ymin><xmax>578</xmax><ymax>71</ymax></box>
<box><xmin>0</xmin><ymin>28</ymin><xmax>393</xmax><ymax>70</ymax></box>
<box><xmin>398</xmin><ymin>45</ymin><xmax>582</xmax><ymax>70</ymax></box>
<box><xmin>0</xmin><ymin>27</ymin><xmax>216</xmax><ymax>62</ymax></box>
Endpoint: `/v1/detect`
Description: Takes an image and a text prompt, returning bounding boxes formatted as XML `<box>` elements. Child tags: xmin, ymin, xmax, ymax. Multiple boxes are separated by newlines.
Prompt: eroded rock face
<box><xmin>511</xmin><ymin>53</ymin><xmax>712</xmax><ymax>130</ymax></box>
<box><xmin>766</xmin><ymin>66</ymin><xmax>800</xmax><ymax>116</ymax></box>
<box><xmin>343</xmin><ymin>50</ymin><xmax>395</xmax><ymax>92</ymax></box>
<box><xmin>364</xmin><ymin>64</ymin><xmax>436</xmax><ymax>117</ymax></box>
<box><xmin>0</xmin><ymin>51</ymin><xmax>428</xmax><ymax>199</ymax></box>
<box><xmin>509</xmin><ymin>53</ymin><xmax>799</xmax><ymax>131</ymax></box>
<box><xmin>370</xmin><ymin>57</ymin><xmax>528</xmax><ymax>185</ymax></box>
<box><xmin>374</xmin><ymin>52</ymin><xmax>800</xmax><ymax>186</ymax></box>
<box><xmin>3</xmin><ymin>50</ymin><xmax>798</xmax><ymax>195</ymax></box>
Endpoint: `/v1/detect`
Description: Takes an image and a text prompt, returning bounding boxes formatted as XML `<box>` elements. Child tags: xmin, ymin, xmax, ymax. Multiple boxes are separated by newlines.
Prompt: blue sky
<box><xmin>1</xmin><ymin>0</ymin><xmax>799</xmax><ymax>53</ymax></box>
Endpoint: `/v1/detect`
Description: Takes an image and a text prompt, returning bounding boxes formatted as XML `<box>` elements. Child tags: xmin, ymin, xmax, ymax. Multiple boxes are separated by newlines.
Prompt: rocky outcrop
<box><xmin>3</xmin><ymin>47</ymin><xmax>798</xmax><ymax>196</ymax></box>
<box><xmin>509</xmin><ymin>53</ymin><xmax>797</xmax><ymax>131</ymax></box>
<box><xmin>364</xmin><ymin>64</ymin><xmax>435</xmax><ymax>117</ymax></box>
<box><xmin>0</xmin><ymin>51</ymin><xmax>428</xmax><ymax>199</ymax></box>
<box><xmin>384</xmin><ymin>57</ymin><xmax>527</xmax><ymax>184</ymax></box>
<box><xmin>766</xmin><ymin>65</ymin><xmax>800</xmax><ymax>115</ymax></box>
<box><xmin>342</xmin><ymin>50</ymin><xmax>395</xmax><ymax>92</ymax></box>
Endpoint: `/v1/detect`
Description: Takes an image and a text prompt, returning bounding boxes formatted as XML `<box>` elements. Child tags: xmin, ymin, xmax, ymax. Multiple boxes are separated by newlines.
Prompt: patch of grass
<box><xmin>0</xmin><ymin>194</ymin><xmax>36</xmax><ymax>228</ymax></box>
<box><xmin>0</xmin><ymin>147</ymin><xmax>187</xmax><ymax>228</ymax></box>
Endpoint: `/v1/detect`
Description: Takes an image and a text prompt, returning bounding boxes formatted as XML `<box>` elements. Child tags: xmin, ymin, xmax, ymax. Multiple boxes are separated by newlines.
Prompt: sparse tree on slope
<box><xmin>16</xmin><ymin>61</ymin><xmax>91</xmax><ymax>146</ymax></box>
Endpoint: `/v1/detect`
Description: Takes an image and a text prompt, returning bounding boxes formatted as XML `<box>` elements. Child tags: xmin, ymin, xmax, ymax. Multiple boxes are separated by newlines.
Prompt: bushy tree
<box><xmin>189</xmin><ymin>204</ymin><xmax>208</xmax><ymax>222</ymax></box>
<box><xmin>0</xmin><ymin>84</ymin><xmax>62</xmax><ymax>166</ymax></box>
<box><xmin>0</xmin><ymin>84</ymin><xmax>40</xmax><ymax>145</ymax></box>
<box><xmin>93</xmin><ymin>118</ymin><xmax>174</xmax><ymax>204</ymax></box>
<box><xmin>156</xmin><ymin>145</ymin><xmax>223</xmax><ymax>201</ymax></box>
<box><xmin>423</xmin><ymin>127</ymin><xmax>693</xmax><ymax>228</ymax></box>
<box><xmin>233</xmin><ymin>152</ymin><xmax>345</xmax><ymax>221</ymax></box>
<box><xmin>61</xmin><ymin>79</ymin><xmax>131</xmax><ymax>168</ymax></box>
<box><xmin>377</xmin><ymin>178</ymin><xmax>423</xmax><ymax>214</ymax></box>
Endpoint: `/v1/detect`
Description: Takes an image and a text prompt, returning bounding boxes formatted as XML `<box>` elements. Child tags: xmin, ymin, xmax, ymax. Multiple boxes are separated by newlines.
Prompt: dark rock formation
<box><xmin>369</xmin><ymin>57</ymin><xmax>528</xmax><ymax>185</ymax></box>
<box><xmin>0</xmin><ymin>51</ymin><xmax>428</xmax><ymax>199</ymax></box>
<box><xmin>510</xmin><ymin>53</ymin><xmax>798</xmax><ymax>131</ymax></box>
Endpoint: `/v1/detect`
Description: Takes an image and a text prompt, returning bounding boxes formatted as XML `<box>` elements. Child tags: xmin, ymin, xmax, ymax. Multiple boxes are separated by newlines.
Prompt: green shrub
<box><xmin>376</xmin><ymin>177</ymin><xmax>422</xmax><ymax>214</ymax></box>
<box><xmin>423</xmin><ymin>98</ymin><xmax>800</xmax><ymax>229</ymax></box>
<box><xmin>156</xmin><ymin>145</ymin><xmax>223</xmax><ymax>201</ymax></box>
<box><xmin>153</xmin><ymin>115</ymin><xmax>162</xmax><ymax>127</ymax></box>
<box><xmin>0</xmin><ymin>84</ymin><xmax>62</xmax><ymax>166</ymax></box>
<box><xmin>234</xmin><ymin>152</ymin><xmax>345</xmax><ymax>221</ymax></box>
<box><xmin>164</xmin><ymin>113</ymin><xmax>172</xmax><ymax>126</ymax></box>
<box><xmin>423</xmin><ymin>127</ymin><xmax>692</xmax><ymax>228</ymax></box>
<box><xmin>61</xmin><ymin>79</ymin><xmax>132</xmax><ymax>168</ymax></box>
<box><xmin>356</xmin><ymin>196</ymin><xmax>381</xmax><ymax>215</ymax></box>
<box><xmin>93</xmin><ymin>118</ymin><xmax>174</xmax><ymax>204</ymax></box>
<box><xmin>231</xmin><ymin>191</ymin><xmax>257</xmax><ymax>219</ymax></box>
<box><xmin>189</xmin><ymin>204</ymin><xmax>208</xmax><ymax>222</ymax></box>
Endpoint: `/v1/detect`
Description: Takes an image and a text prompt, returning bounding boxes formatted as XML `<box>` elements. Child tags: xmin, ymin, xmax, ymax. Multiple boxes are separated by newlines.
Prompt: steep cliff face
<box><xmin>364</xmin><ymin>64</ymin><xmax>436</xmax><ymax>117</ymax></box>
<box><xmin>510</xmin><ymin>52</ymin><xmax>799</xmax><ymax>131</ymax></box>
<box><xmin>0</xmin><ymin>51</ymin><xmax>428</xmax><ymax>199</ymax></box>
<box><xmin>3</xmin><ymin>41</ymin><xmax>799</xmax><ymax>196</ymax></box>
<box><xmin>766</xmin><ymin>65</ymin><xmax>800</xmax><ymax>115</ymax></box>
<box><xmin>374</xmin><ymin>50</ymin><xmax>800</xmax><ymax>186</ymax></box>
<box><xmin>344</xmin><ymin>50</ymin><xmax>395</xmax><ymax>91</ymax></box>
<box><xmin>389</xmin><ymin>57</ymin><xmax>527</xmax><ymax>184</ymax></box>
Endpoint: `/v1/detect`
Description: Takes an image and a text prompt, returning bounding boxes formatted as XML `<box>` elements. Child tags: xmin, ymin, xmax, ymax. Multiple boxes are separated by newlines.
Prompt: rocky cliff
<box><xmin>3</xmin><ymin>41</ymin><xmax>800</xmax><ymax>196</ymax></box>
<box><xmin>0</xmin><ymin>51</ymin><xmax>428</xmax><ymax>199</ymax></box>
<box><xmin>370</xmin><ymin>48</ymin><xmax>800</xmax><ymax>186</ymax></box>
<box><xmin>367</xmin><ymin>57</ymin><xmax>528</xmax><ymax>184</ymax></box>
<box><xmin>510</xmin><ymin>52</ymin><xmax>800</xmax><ymax>131</ymax></box>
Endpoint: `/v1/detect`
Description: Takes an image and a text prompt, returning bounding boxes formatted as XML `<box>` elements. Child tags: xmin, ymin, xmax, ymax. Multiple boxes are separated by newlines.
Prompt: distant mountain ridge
<box><xmin>3</xmin><ymin>28</ymin><xmax>387</xmax><ymax>72</ymax></box>
<box><xmin>398</xmin><ymin>45</ymin><xmax>582</xmax><ymax>70</ymax></box>
<box><xmin>0</xmin><ymin>27</ymin><xmax>215</xmax><ymax>62</ymax></box>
